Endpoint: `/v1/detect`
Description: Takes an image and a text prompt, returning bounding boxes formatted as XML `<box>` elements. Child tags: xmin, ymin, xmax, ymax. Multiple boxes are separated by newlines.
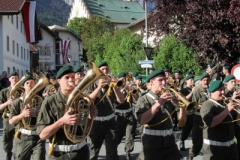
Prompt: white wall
<box><xmin>36</xmin><ymin>28</ymin><xmax>56</xmax><ymax>73</ymax></box>
<box><xmin>1</xmin><ymin>15</ymin><xmax>30</xmax><ymax>77</ymax></box>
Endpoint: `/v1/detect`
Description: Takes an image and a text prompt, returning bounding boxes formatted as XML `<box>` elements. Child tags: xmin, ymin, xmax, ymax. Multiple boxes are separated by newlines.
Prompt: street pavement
<box><xmin>0</xmin><ymin>118</ymin><xmax>204</xmax><ymax>160</ymax></box>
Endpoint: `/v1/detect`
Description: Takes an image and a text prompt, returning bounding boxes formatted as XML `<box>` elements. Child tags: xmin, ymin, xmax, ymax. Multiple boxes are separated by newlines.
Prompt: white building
<box><xmin>0</xmin><ymin>14</ymin><xmax>30</xmax><ymax>77</ymax></box>
<box><xmin>68</xmin><ymin>0</ymin><xmax>145</xmax><ymax>29</ymax></box>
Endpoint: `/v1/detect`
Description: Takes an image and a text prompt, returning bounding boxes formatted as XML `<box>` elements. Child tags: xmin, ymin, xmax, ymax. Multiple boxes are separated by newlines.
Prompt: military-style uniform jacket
<box><xmin>201</xmin><ymin>99</ymin><xmax>236</xmax><ymax>141</ymax></box>
<box><xmin>180</xmin><ymin>87</ymin><xmax>192</xmax><ymax>101</ymax></box>
<box><xmin>135</xmin><ymin>90</ymin><xmax>175</xmax><ymax>148</ymax></box>
<box><xmin>176</xmin><ymin>78</ymin><xmax>185</xmax><ymax>90</ymax></box>
<box><xmin>37</xmin><ymin>90</ymin><xmax>86</xmax><ymax>145</ymax></box>
<box><xmin>84</xmin><ymin>82</ymin><xmax>116</xmax><ymax>117</ymax></box>
<box><xmin>192</xmin><ymin>85</ymin><xmax>209</xmax><ymax>111</ymax></box>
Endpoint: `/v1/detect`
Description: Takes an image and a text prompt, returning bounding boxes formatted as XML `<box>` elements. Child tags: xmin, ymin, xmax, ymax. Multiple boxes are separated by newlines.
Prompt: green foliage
<box><xmin>153</xmin><ymin>34</ymin><xmax>203</xmax><ymax>76</ymax></box>
<box><xmin>36</xmin><ymin>0</ymin><xmax>71</xmax><ymax>26</ymax></box>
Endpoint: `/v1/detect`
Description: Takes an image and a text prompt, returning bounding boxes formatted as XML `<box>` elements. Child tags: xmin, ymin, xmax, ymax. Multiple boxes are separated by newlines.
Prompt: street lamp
<box><xmin>145</xmin><ymin>0</ymin><xmax>148</xmax><ymax>76</ymax></box>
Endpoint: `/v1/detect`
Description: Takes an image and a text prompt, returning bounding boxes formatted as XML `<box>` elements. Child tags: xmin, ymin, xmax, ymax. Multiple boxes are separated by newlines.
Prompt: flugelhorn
<box><xmin>160</xmin><ymin>87</ymin><xmax>199</xmax><ymax>115</ymax></box>
<box><xmin>222</xmin><ymin>95</ymin><xmax>240</xmax><ymax>114</ymax></box>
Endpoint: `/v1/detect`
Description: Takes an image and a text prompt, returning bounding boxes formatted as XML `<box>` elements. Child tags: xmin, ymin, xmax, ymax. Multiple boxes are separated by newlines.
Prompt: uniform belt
<box><xmin>20</xmin><ymin>128</ymin><xmax>36</xmax><ymax>135</ymax></box>
<box><xmin>143</xmin><ymin>128</ymin><xmax>173</xmax><ymax>137</ymax></box>
<box><xmin>115</xmin><ymin>108</ymin><xmax>132</xmax><ymax>114</ymax></box>
<box><xmin>94</xmin><ymin>113</ymin><xmax>115</xmax><ymax>121</ymax></box>
<box><xmin>195</xmin><ymin>112</ymin><xmax>201</xmax><ymax>116</ymax></box>
<box><xmin>204</xmin><ymin>139</ymin><xmax>234</xmax><ymax>147</ymax></box>
<box><xmin>51</xmin><ymin>141</ymin><xmax>87</xmax><ymax>152</ymax></box>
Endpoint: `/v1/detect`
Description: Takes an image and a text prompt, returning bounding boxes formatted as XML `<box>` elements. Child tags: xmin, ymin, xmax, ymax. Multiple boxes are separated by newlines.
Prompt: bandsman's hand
<box><xmin>226</xmin><ymin>102</ymin><xmax>235</xmax><ymax>113</ymax></box>
<box><xmin>21</xmin><ymin>107</ymin><xmax>31</xmax><ymax>118</ymax></box>
<box><xmin>61</xmin><ymin>108</ymin><xmax>79</xmax><ymax>125</ymax></box>
<box><xmin>98</xmin><ymin>79</ymin><xmax>108</xmax><ymax>88</ymax></box>
<box><xmin>232</xmin><ymin>91</ymin><xmax>239</xmax><ymax>99</ymax></box>
<box><xmin>6</xmin><ymin>99</ymin><xmax>13</xmax><ymax>106</ymax></box>
<box><xmin>158</xmin><ymin>92</ymin><xmax>172</xmax><ymax>105</ymax></box>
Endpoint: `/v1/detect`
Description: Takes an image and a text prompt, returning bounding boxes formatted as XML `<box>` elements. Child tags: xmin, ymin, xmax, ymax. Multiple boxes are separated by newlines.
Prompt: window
<box><xmin>17</xmin><ymin>43</ymin><xmax>19</xmax><ymax>56</ymax></box>
<box><xmin>24</xmin><ymin>48</ymin><xmax>25</xmax><ymax>60</ymax></box>
<box><xmin>7</xmin><ymin>67</ymin><xmax>10</xmax><ymax>75</ymax></box>
<box><xmin>11</xmin><ymin>16</ymin><xmax>13</xmax><ymax>24</ymax></box>
<box><xmin>13</xmin><ymin>67</ymin><xmax>15</xmax><ymax>72</ymax></box>
<box><xmin>21</xmin><ymin>46</ymin><xmax>23</xmax><ymax>59</ymax></box>
<box><xmin>7</xmin><ymin>36</ymin><xmax>9</xmax><ymax>51</ymax></box>
<box><xmin>12</xmin><ymin>40</ymin><xmax>15</xmax><ymax>55</ymax></box>
<box><xmin>16</xmin><ymin>16</ymin><xmax>18</xmax><ymax>29</ymax></box>
<box><xmin>20</xmin><ymin>21</ymin><xmax>23</xmax><ymax>33</ymax></box>
<box><xmin>27</xmin><ymin>49</ymin><xmax>29</xmax><ymax>60</ymax></box>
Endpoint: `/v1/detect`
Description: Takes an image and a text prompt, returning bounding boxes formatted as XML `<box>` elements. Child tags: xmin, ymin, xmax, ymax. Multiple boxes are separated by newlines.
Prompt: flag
<box><xmin>61</xmin><ymin>40</ymin><xmax>71</xmax><ymax>64</ymax></box>
<box><xmin>22</xmin><ymin>1</ymin><xmax>36</xmax><ymax>43</ymax></box>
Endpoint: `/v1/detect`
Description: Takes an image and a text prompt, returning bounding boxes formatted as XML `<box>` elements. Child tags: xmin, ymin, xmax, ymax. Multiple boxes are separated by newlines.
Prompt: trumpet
<box><xmin>160</xmin><ymin>87</ymin><xmax>199</xmax><ymax>115</ymax></box>
<box><xmin>106</xmin><ymin>74</ymin><xmax>124</xmax><ymax>88</ymax></box>
<box><xmin>222</xmin><ymin>95</ymin><xmax>240</xmax><ymax>114</ymax></box>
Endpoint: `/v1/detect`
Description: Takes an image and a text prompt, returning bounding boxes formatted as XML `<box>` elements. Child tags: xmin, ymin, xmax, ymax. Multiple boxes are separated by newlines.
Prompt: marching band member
<box><xmin>116</xmin><ymin>72</ymin><xmax>137</xmax><ymax>160</ymax></box>
<box><xmin>42</xmin><ymin>75</ymin><xmax>58</xmax><ymax>98</ymax></box>
<box><xmin>135</xmin><ymin>70</ymin><xmax>185</xmax><ymax>160</ymax></box>
<box><xmin>0</xmin><ymin>72</ymin><xmax>21</xmax><ymax>160</ymax></box>
<box><xmin>174</xmin><ymin>70</ymin><xmax>185</xmax><ymax>91</ymax></box>
<box><xmin>74</xmin><ymin>66</ymin><xmax>84</xmax><ymax>86</ymax></box>
<box><xmin>222</xmin><ymin>66</ymin><xmax>231</xmax><ymax>77</ymax></box>
<box><xmin>37</xmin><ymin>65</ymin><xmax>97</xmax><ymax>159</ymax></box>
<box><xmin>206</xmin><ymin>63</ymin><xmax>222</xmax><ymax>83</ymax></box>
<box><xmin>224</xmin><ymin>75</ymin><xmax>240</xmax><ymax>159</ymax></box>
<box><xmin>9</xmin><ymin>74</ymin><xmax>45</xmax><ymax>160</ymax></box>
<box><xmin>188</xmin><ymin>73</ymin><xmax>210</xmax><ymax>160</ymax></box>
<box><xmin>201</xmin><ymin>80</ymin><xmax>240</xmax><ymax>160</ymax></box>
<box><xmin>179</xmin><ymin>74</ymin><xmax>195</xmax><ymax>151</ymax></box>
<box><xmin>84</xmin><ymin>61</ymin><xmax>124</xmax><ymax>160</ymax></box>
<box><xmin>135</xmin><ymin>75</ymin><xmax>146</xmax><ymax>94</ymax></box>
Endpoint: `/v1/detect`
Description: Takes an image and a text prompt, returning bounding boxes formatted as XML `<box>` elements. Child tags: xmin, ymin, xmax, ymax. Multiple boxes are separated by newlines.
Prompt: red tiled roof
<box><xmin>0</xmin><ymin>0</ymin><xmax>26</xmax><ymax>15</ymax></box>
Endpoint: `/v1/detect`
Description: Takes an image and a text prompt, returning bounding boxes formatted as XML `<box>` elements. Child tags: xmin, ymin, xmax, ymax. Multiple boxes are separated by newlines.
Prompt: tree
<box><xmin>147</xmin><ymin>0</ymin><xmax>240</xmax><ymax>66</ymax></box>
<box><xmin>153</xmin><ymin>34</ymin><xmax>202</xmax><ymax>75</ymax></box>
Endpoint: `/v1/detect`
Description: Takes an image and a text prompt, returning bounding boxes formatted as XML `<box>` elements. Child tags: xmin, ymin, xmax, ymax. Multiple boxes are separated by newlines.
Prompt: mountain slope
<box><xmin>36</xmin><ymin>0</ymin><xmax>71</xmax><ymax>27</ymax></box>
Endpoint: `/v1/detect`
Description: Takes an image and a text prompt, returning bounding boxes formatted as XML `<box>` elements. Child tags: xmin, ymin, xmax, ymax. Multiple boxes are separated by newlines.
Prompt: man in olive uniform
<box><xmin>74</xmin><ymin>66</ymin><xmax>84</xmax><ymax>85</ymax></box>
<box><xmin>179</xmin><ymin>74</ymin><xmax>195</xmax><ymax>151</ymax></box>
<box><xmin>116</xmin><ymin>72</ymin><xmax>137</xmax><ymax>160</ymax></box>
<box><xmin>174</xmin><ymin>70</ymin><xmax>185</xmax><ymax>91</ymax></box>
<box><xmin>37</xmin><ymin>65</ymin><xmax>97</xmax><ymax>160</ymax></box>
<box><xmin>188</xmin><ymin>73</ymin><xmax>210</xmax><ymax>160</ymax></box>
<box><xmin>9</xmin><ymin>74</ymin><xmax>45</xmax><ymax>160</ymax></box>
<box><xmin>84</xmin><ymin>61</ymin><xmax>125</xmax><ymax>160</ymax></box>
<box><xmin>135</xmin><ymin>70</ymin><xmax>185</xmax><ymax>160</ymax></box>
<box><xmin>206</xmin><ymin>63</ymin><xmax>222</xmax><ymax>83</ymax></box>
<box><xmin>224</xmin><ymin>75</ymin><xmax>240</xmax><ymax>159</ymax></box>
<box><xmin>222</xmin><ymin>66</ymin><xmax>231</xmax><ymax>78</ymax></box>
<box><xmin>42</xmin><ymin>75</ymin><xmax>58</xmax><ymax>98</ymax></box>
<box><xmin>201</xmin><ymin>80</ymin><xmax>240</xmax><ymax>160</ymax></box>
<box><xmin>0</xmin><ymin>72</ymin><xmax>21</xmax><ymax>160</ymax></box>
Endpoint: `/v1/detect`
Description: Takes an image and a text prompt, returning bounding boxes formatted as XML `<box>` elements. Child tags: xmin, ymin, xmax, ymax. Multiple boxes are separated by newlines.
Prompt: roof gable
<box><xmin>0</xmin><ymin>0</ymin><xmax>26</xmax><ymax>15</ymax></box>
<box><xmin>84</xmin><ymin>0</ymin><xmax>145</xmax><ymax>23</ymax></box>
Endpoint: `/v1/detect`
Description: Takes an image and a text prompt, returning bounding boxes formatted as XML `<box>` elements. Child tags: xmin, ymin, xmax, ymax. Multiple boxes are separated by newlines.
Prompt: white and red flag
<box><xmin>61</xmin><ymin>40</ymin><xmax>71</xmax><ymax>64</ymax></box>
<box><xmin>22</xmin><ymin>1</ymin><xmax>36</xmax><ymax>43</ymax></box>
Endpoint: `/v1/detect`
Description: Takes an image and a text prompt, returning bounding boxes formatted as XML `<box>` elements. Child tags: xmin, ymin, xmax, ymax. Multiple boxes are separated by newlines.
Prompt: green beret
<box><xmin>208</xmin><ymin>63</ymin><xmax>215</xmax><ymax>68</ymax></box>
<box><xmin>132</xmin><ymin>72</ymin><xmax>139</xmax><ymax>77</ymax></box>
<box><xmin>50</xmin><ymin>75</ymin><xmax>56</xmax><ymax>80</ymax></box>
<box><xmin>185</xmin><ymin>74</ymin><xmax>194</xmax><ymax>80</ymax></box>
<box><xmin>194</xmin><ymin>75</ymin><xmax>201</xmax><ymax>81</ymax></box>
<box><xmin>135</xmin><ymin>75</ymin><xmax>142</xmax><ymax>80</ymax></box>
<box><xmin>117</xmin><ymin>72</ymin><xmax>126</xmax><ymax>78</ymax></box>
<box><xmin>224</xmin><ymin>75</ymin><xmax>235</xmax><ymax>83</ymax></box>
<box><xmin>174</xmin><ymin>70</ymin><xmax>182</xmax><ymax>74</ymax></box>
<box><xmin>22</xmin><ymin>74</ymin><xmax>35</xmax><ymax>85</ymax></box>
<box><xmin>73</xmin><ymin>66</ymin><xmax>83</xmax><ymax>73</ymax></box>
<box><xmin>223</xmin><ymin>66</ymin><xmax>230</xmax><ymax>69</ymax></box>
<box><xmin>146</xmin><ymin>70</ymin><xmax>165</xmax><ymax>82</ymax></box>
<box><xmin>200</xmin><ymin>73</ymin><xmax>210</xmax><ymax>80</ymax></box>
<box><xmin>56</xmin><ymin>65</ymin><xmax>74</xmax><ymax>79</ymax></box>
<box><xmin>164</xmin><ymin>69</ymin><xmax>171</xmax><ymax>72</ymax></box>
<box><xmin>8</xmin><ymin>72</ymin><xmax>18</xmax><ymax>78</ymax></box>
<box><xmin>208</xmin><ymin>80</ymin><xmax>224</xmax><ymax>93</ymax></box>
<box><xmin>97</xmin><ymin>61</ymin><xmax>108</xmax><ymax>68</ymax></box>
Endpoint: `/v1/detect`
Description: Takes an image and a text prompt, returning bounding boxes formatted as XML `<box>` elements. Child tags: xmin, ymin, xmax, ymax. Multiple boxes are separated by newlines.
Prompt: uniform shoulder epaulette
<box><xmin>141</xmin><ymin>90</ymin><xmax>149</xmax><ymax>96</ymax></box>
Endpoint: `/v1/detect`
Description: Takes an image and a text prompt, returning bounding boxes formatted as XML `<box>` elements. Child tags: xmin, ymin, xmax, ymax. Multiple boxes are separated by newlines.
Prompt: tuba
<box><xmin>63</xmin><ymin>61</ymin><xmax>105</xmax><ymax>143</ymax></box>
<box><xmin>47</xmin><ymin>80</ymin><xmax>58</xmax><ymax>96</ymax></box>
<box><xmin>2</xmin><ymin>74</ymin><xmax>26</xmax><ymax>118</ymax></box>
<box><xmin>21</xmin><ymin>73</ymin><xmax>49</xmax><ymax>130</ymax></box>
